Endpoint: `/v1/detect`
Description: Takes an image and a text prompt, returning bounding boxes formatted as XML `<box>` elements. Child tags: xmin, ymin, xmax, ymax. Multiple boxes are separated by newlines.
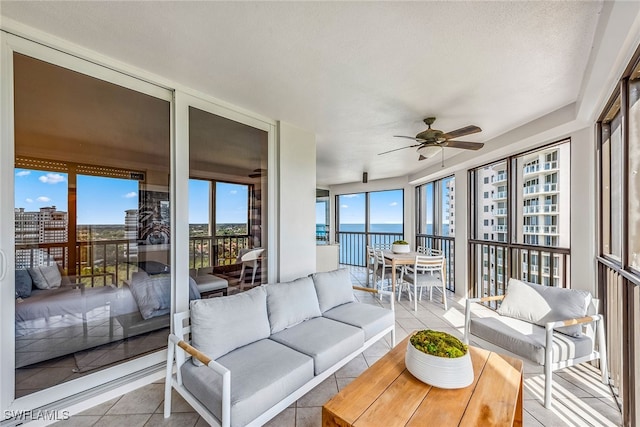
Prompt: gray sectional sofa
<box><xmin>164</xmin><ymin>268</ymin><xmax>395</xmax><ymax>427</ymax></box>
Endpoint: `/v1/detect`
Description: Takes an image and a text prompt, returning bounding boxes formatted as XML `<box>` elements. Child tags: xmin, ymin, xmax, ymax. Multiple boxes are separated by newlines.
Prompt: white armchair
<box><xmin>463</xmin><ymin>279</ymin><xmax>608</xmax><ymax>409</ymax></box>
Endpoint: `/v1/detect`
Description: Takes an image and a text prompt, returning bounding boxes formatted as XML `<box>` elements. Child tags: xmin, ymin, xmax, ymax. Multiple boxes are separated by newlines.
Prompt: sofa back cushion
<box><xmin>311</xmin><ymin>268</ymin><xmax>354</xmax><ymax>313</ymax></box>
<box><xmin>497</xmin><ymin>278</ymin><xmax>591</xmax><ymax>336</ymax></box>
<box><xmin>190</xmin><ymin>286</ymin><xmax>270</xmax><ymax>365</ymax></box>
<box><xmin>28</xmin><ymin>265</ymin><xmax>63</xmax><ymax>290</ymax></box>
<box><xmin>266</xmin><ymin>276</ymin><xmax>322</xmax><ymax>334</ymax></box>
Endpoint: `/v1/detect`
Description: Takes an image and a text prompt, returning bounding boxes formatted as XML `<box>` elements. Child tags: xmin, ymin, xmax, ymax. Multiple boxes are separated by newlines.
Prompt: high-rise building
<box><xmin>14</xmin><ymin>206</ymin><xmax>68</xmax><ymax>268</ymax></box>
<box><xmin>477</xmin><ymin>144</ymin><xmax>569</xmax><ymax>288</ymax></box>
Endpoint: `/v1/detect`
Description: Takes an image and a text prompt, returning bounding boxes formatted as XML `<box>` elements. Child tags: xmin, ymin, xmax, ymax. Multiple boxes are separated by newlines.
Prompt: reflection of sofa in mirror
<box><xmin>15</xmin><ymin>262</ymin><xmax>200</xmax><ymax>368</ymax></box>
<box><xmin>113</xmin><ymin>262</ymin><xmax>202</xmax><ymax>339</ymax></box>
<box><xmin>15</xmin><ymin>265</ymin><xmax>119</xmax><ymax>368</ymax></box>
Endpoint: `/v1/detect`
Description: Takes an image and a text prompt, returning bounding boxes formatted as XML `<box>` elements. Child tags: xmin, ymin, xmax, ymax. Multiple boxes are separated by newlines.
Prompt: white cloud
<box><xmin>16</xmin><ymin>170</ymin><xmax>31</xmax><ymax>177</ymax></box>
<box><xmin>39</xmin><ymin>173</ymin><xmax>65</xmax><ymax>184</ymax></box>
<box><xmin>342</xmin><ymin>194</ymin><xmax>360</xmax><ymax>198</ymax></box>
<box><xmin>25</xmin><ymin>198</ymin><xmax>33</xmax><ymax>203</ymax></box>
<box><xmin>341</xmin><ymin>204</ymin><xmax>348</xmax><ymax>208</ymax></box>
<box><xmin>389</xmin><ymin>202</ymin><xmax>398</xmax><ymax>206</ymax></box>
<box><xmin>124</xmin><ymin>192</ymin><xmax>137</xmax><ymax>198</ymax></box>
<box><xmin>229</xmin><ymin>190</ymin><xmax>238</xmax><ymax>195</ymax></box>
<box><xmin>36</xmin><ymin>196</ymin><xmax>51</xmax><ymax>202</ymax></box>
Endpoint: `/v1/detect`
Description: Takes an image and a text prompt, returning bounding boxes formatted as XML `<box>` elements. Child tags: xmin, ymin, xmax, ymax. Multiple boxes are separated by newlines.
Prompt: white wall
<box><xmin>277</xmin><ymin>121</ymin><xmax>317</xmax><ymax>281</ymax></box>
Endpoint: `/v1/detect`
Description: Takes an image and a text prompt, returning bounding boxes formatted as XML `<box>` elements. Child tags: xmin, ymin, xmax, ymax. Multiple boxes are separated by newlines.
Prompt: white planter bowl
<box><xmin>392</xmin><ymin>244</ymin><xmax>410</xmax><ymax>254</ymax></box>
<box><xmin>405</xmin><ymin>341</ymin><xmax>474</xmax><ymax>389</ymax></box>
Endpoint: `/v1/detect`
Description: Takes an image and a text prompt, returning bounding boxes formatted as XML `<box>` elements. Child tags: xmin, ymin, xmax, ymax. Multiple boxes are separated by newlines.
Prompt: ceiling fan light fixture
<box><xmin>416</xmin><ymin>145</ymin><xmax>441</xmax><ymax>159</ymax></box>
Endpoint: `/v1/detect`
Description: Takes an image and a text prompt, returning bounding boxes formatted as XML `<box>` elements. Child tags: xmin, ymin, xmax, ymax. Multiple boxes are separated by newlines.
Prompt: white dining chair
<box><xmin>365</xmin><ymin>245</ymin><xmax>377</xmax><ymax>287</ymax></box>
<box><xmin>400</xmin><ymin>254</ymin><xmax>447</xmax><ymax>311</ymax></box>
<box><xmin>238</xmin><ymin>247</ymin><xmax>265</xmax><ymax>289</ymax></box>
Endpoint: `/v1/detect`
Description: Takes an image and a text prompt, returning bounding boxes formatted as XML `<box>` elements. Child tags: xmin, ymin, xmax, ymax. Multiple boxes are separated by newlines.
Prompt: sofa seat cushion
<box><xmin>470</xmin><ymin>316</ymin><xmax>593</xmax><ymax>365</ymax></box>
<box><xmin>323</xmin><ymin>302</ymin><xmax>394</xmax><ymax>341</ymax></box>
<box><xmin>181</xmin><ymin>338</ymin><xmax>313</xmax><ymax>427</ymax></box>
<box><xmin>270</xmin><ymin>316</ymin><xmax>364</xmax><ymax>374</ymax></box>
<box><xmin>190</xmin><ymin>286</ymin><xmax>270</xmax><ymax>365</ymax></box>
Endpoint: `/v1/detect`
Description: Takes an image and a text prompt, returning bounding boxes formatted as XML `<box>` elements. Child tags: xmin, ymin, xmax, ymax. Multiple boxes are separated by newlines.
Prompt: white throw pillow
<box><xmin>190</xmin><ymin>286</ymin><xmax>270</xmax><ymax>365</ymax></box>
<box><xmin>266</xmin><ymin>277</ymin><xmax>322</xmax><ymax>334</ymax></box>
<box><xmin>497</xmin><ymin>278</ymin><xmax>591</xmax><ymax>337</ymax></box>
<box><xmin>28</xmin><ymin>265</ymin><xmax>62</xmax><ymax>289</ymax></box>
<box><xmin>311</xmin><ymin>268</ymin><xmax>354</xmax><ymax>313</ymax></box>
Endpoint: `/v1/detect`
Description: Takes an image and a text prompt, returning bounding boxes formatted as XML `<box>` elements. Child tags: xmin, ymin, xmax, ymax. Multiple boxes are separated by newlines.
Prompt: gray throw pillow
<box><xmin>266</xmin><ymin>276</ymin><xmax>322</xmax><ymax>334</ymax></box>
<box><xmin>310</xmin><ymin>268</ymin><xmax>354</xmax><ymax>313</ymax></box>
<box><xmin>190</xmin><ymin>286</ymin><xmax>270</xmax><ymax>365</ymax></box>
<box><xmin>497</xmin><ymin>278</ymin><xmax>591</xmax><ymax>337</ymax></box>
<box><xmin>28</xmin><ymin>265</ymin><xmax>62</xmax><ymax>289</ymax></box>
<box><xmin>129</xmin><ymin>275</ymin><xmax>171</xmax><ymax>319</ymax></box>
<box><xmin>188</xmin><ymin>276</ymin><xmax>201</xmax><ymax>300</ymax></box>
<box><xmin>15</xmin><ymin>269</ymin><xmax>32</xmax><ymax>298</ymax></box>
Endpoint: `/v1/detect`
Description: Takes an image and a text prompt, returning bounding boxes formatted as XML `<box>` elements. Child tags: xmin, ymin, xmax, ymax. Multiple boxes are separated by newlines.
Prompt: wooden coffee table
<box><xmin>323</xmin><ymin>335</ymin><xmax>523</xmax><ymax>427</ymax></box>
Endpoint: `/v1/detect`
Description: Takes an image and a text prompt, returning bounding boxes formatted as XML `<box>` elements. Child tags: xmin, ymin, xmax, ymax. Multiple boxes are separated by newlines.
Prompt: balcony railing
<box><xmin>336</xmin><ymin>231</ymin><xmax>403</xmax><ymax>267</ymax></box>
<box><xmin>494</xmin><ymin>208</ymin><xmax>508</xmax><ymax>216</ymax></box>
<box><xmin>492</xmin><ymin>173</ymin><xmax>507</xmax><ymax>183</ymax></box>
<box><xmin>316</xmin><ymin>224</ymin><xmax>330</xmax><ymax>242</ymax></box>
<box><xmin>15</xmin><ymin>234</ymin><xmax>252</xmax><ymax>286</ymax></box>
<box><xmin>468</xmin><ymin>239</ymin><xmax>570</xmax><ymax>306</ymax></box>
<box><xmin>493</xmin><ymin>225</ymin><xmax>507</xmax><ymax>232</ymax></box>
<box><xmin>493</xmin><ymin>191</ymin><xmax>507</xmax><ymax>200</ymax></box>
<box><xmin>543</xmin><ymin>161</ymin><xmax>558</xmax><ymax>170</ymax></box>
<box><xmin>523</xmin><ymin>205</ymin><xmax>540</xmax><ymax>214</ymax></box>
<box><xmin>543</xmin><ymin>183</ymin><xmax>558</xmax><ymax>192</ymax></box>
<box><xmin>523</xmin><ymin>164</ymin><xmax>540</xmax><ymax>174</ymax></box>
<box><xmin>523</xmin><ymin>184</ymin><xmax>539</xmax><ymax>195</ymax></box>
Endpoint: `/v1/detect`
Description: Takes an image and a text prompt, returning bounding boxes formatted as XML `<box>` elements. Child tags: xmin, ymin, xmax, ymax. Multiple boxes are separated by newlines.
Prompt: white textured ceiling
<box><xmin>1</xmin><ymin>1</ymin><xmax>604</xmax><ymax>186</ymax></box>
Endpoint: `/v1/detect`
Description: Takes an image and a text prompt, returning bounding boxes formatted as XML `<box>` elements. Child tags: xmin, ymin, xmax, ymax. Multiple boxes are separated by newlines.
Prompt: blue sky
<box><xmin>337</xmin><ymin>190</ymin><xmax>403</xmax><ymax>224</ymax></box>
<box><xmin>15</xmin><ymin>169</ymin><xmax>248</xmax><ymax>225</ymax></box>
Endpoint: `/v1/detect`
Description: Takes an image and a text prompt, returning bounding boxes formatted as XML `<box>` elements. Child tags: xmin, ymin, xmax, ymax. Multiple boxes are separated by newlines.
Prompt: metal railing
<box><xmin>316</xmin><ymin>224</ymin><xmax>330</xmax><ymax>242</ymax></box>
<box><xmin>336</xmin><ymin>231</ymin><xmax>403</xmax><ymax>267</ymax></box>
<box><xmin>15</xmin><ymin>234</ymin><xmax>252</xmax><ymax>286</ymax></box>
<box><xmin>468</xmin><ymin>240</ymin><xmax>570</xmax><ymax>306</ymax></box>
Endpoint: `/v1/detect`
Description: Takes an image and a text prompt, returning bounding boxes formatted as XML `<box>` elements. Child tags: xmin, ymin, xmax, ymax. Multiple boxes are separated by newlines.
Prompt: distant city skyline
<box><xmin>15</xmin><ymin>169</ymin><xmax>249</xmax><ymax>225</ymax></box>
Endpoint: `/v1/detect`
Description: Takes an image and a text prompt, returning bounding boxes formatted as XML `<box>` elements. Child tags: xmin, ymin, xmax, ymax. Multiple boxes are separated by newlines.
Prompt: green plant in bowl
<box><xmin>410</xmin><ymin>329</ymin><xmax>467</xmax><ymax>358</ymax></box>
<box><xmin>392</xmin><ymin>240</ymin><xmax>408</xmax><ymax>245</ymax></box>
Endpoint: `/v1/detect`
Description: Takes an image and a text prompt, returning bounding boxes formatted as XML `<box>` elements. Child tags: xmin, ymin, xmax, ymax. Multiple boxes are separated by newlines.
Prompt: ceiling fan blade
<box><xmin>444</xmin><ymin>140</ymin><xmax>484</xmax><ymax>150</ymax></box>
<box><xmin>393</xmin><ymin>135</ymin><xmax>426</xmax><ymax>142</ymax></box>
<box><xmin>443</xmin><ymin>125</ymin><xmax>482</xmax><ymax>139</ymax></box>
<box><xmin>378</xmin><ymin>143</ymin><xmax>422</xmax><ymax>155</ymax></box>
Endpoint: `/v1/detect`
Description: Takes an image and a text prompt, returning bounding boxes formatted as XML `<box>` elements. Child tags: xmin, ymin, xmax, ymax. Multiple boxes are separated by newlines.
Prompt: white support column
<box><xmin>454</xmin><ymin>169</ymin><xmax>469</xmax><ymax>298</ymax></box>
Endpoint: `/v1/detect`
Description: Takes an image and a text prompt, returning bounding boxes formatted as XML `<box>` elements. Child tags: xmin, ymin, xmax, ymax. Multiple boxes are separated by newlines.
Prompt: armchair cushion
<box><xmin>190</xmin><ymin>286</ymin><xmax>270</xmax><ymax>365</ymax></box>
<box><xmin>28</xmin><ymin>265</ymin><xmax>62</xmax><ymax>289</ymax></box>
<box><xmin>266</xmin><ymin>277</ymin><xmax>321</xmax><ymax>334</ymax></box>
<box><xmin>311</xmin><ymin>268</ymin><xmax>354</xmax><ymax>313</ymax></box>
<box><xmin>470</xmin><ymin>315</ymin><xmax>594</xmax><ymax>364</ymax></box>
<box><xmin>497</xmin><ymin>278</ymin><xmax>591</xmax><ymax>337</ymax></box>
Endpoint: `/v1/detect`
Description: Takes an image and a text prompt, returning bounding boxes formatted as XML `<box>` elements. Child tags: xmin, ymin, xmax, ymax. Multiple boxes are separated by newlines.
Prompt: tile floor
<box><xmin>53</xmin><ymin>266</ymin><xmax>622</xmax><ymax>426</ymax></box>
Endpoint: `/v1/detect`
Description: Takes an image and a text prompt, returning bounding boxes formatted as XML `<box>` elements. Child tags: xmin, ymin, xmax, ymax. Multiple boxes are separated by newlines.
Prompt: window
<box><xmin>337</xmin><ymin>190</ymin><xmax>404</xmax><ymax>265</ymax></box>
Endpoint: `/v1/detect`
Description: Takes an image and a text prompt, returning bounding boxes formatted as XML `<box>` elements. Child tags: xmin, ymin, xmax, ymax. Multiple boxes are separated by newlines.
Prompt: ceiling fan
<box><xmin>249</xmin><ymin>168</ymin><xmax>266</xmax><ymax>178</ymax></box>
<box><xmin>379</xmin><ymin>117</ymin><xmax>484</xmax><ymax>161</ymax></box>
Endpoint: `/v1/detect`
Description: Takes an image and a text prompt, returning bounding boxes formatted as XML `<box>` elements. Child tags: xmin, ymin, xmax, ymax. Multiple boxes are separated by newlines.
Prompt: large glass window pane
<box><xmin>337</xmin><ymin>193</ymin><xmax>365</xmax><ymax>265</ymax></box>
<box><xmin>474</xmin><ymin>161</ymin><xmax>507</xmax><ymax>242</ymax></box>
<box><xmin>369</xmin><ymin>189</ymin><xmax>403</xmax><ymax>246</ymax></box>
<box><xmin>188</xmin><ymin>107</ymin><xmax>268</xmax><ymax>288</ymax></box>
<box><xmin>13</xmin><ymin>53</ymin><xmax>170</xmax><ymax>395</ymax></box>
<box><xmin>440</xmin><ymin>176</ymin><xmax>455</xmax><ymax>236</ymax></box>
<box><xmin>629</xmin><ymin>68</ymin><xmax>640</xmax><ymax>270</ymax></box>
<box><xmin>602</xmin><ymin>96</ymin><xmax>622</xmax><ymax>260</ymax></box>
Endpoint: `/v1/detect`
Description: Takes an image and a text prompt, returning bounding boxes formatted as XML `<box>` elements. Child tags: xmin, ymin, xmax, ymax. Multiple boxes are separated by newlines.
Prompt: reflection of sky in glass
<box><xmin>316</xmin><ymin>201</ymin><xmax>328</xmax><ymax>225</ymax></box>
<box><xmin>216</xmin><ymin>182</ymin><xmax>248</xmax><ymax>224</ymax></box>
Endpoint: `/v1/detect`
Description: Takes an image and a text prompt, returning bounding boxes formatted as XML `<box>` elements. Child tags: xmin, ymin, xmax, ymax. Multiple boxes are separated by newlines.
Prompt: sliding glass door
<box><xmin>2</xmin><ymin>38</ymin><xmax>173</xmax><ymax>410</ymax></box>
